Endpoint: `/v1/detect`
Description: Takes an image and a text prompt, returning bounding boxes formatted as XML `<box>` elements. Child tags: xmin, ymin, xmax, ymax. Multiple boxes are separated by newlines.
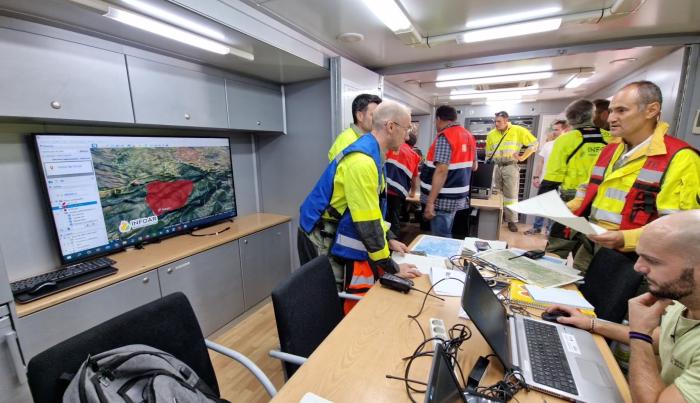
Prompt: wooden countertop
<box><xmin>16</xmin><ymin>213</ymin><xmax>291</xmax><ymax>317</ymax></box>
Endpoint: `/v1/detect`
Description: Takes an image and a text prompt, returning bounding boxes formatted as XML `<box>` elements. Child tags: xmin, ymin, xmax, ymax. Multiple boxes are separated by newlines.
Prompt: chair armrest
<box><xmin>205</xmin><ymin>339</ymin><xmax>277</xmax><ymax>398</ymax></box>
<box><xmin>269</xmin><ymin>349</ymin><xmax>307</xmax><ymax>365</ymax></box>
<box><xmin>338</xmin><ymin>292</ymin><xmax>362</xmax><ymax>301</ymax></box>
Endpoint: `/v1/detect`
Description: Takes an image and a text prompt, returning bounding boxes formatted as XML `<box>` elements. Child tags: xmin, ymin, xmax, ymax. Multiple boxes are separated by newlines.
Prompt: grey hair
<box><xmin>372</xmin><ymin>100</ymin><xmax>411</xmax><ymax>131</ymax></box>
<box><xmin>564</xmin><ymin>99</ymin><xmax>594</xmax><ymax>127</ymax></box>
<box><xmin>622</xmin><ymin>81</ymin><xmax>663</xmax><ymax>113</ymax></box>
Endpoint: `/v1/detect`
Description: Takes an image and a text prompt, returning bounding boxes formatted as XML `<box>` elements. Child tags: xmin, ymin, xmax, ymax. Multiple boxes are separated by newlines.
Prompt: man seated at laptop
<box><xmin>547</xmin><ymin>210</ymin><xmax>700</xmax><ymax>403</ymax></box>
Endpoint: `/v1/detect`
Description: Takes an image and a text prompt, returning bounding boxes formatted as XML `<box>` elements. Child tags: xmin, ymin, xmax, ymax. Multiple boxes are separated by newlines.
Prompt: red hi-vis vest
<box><xmin>386</xmin><ymin>143</ymin><xmax>420</xmax><ymax>198</ymax></box>
<box><xmin>574</xmin><ymin>135</ymin><xmax>697</xmax><ymax>229</ymax></box>
<box><xmin>419</xmin><ymin>124</ymin><xmax>474</xmax><ymax>200</ymax></box>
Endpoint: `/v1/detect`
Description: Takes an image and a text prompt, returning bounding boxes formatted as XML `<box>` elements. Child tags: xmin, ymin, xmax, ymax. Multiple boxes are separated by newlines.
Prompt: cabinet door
<box><xmin>240</xmin><ymin>223</ymin><xmax>291</xmax><ymax>309</ymax></box>
<box><xmin>127</xmin><ymin>56</ymin><xmax>229</xmax><ymax>128</ymax></box>
<box><xmin>158</xmin><ymin>241</ymin><xmax>244</xmax><ymax>336</ymax></box>
<box><xmin>0</xmin><ymin>28</ymin><xmax>133</xmax><ymax>123</ymax></box>
<box><xmin>227</xmin><ymin>80</ymin><xmax>284</xmax><ymax>132</ymax></box>
<box><xmin>16</xmin><ymin>270</ymin><xmax>160</xmax><ymax>360</ymax></box>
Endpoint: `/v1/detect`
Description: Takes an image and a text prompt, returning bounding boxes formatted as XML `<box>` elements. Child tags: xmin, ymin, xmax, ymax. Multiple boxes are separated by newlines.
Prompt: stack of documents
<box><xmin>475</xmin><ymin>249</ymin><xmax>582</xmax><ymax>288</ymax></box>
<box><xmin>391</xmin><ymin>252</ymin><xmax>448</xmax><ymax>275</ymax></box>
<box><xmin>524</xmin><ymin>284</ymin><xmax>595</xmax><ymax>310</ymax></box>
<box><xmin>429</xmin><ymin>267</ymin><xmax>466</xmax><ymax>297</ymax></box>
<box><xmin>507</xmin><ymin>190</ymin><xmax>606</xmax><ymax>235</ymax></box>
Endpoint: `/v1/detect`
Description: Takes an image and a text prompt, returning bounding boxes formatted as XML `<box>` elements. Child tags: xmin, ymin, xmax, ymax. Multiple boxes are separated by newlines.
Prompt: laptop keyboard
<box><xmin>524</xmin><ymin>319</ymin><xmax>578</xmax><ymax>396</ymax></box>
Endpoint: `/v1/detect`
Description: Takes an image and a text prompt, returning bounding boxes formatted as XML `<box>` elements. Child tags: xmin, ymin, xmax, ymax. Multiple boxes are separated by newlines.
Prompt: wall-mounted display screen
<box><xmin>34</xmin><ymin>135</ymin><xmax>237</xmax><ymax>263</ymax></box>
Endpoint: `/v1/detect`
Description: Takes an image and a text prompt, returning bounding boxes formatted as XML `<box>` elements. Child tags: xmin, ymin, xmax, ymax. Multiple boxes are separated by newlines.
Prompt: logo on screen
<box><xmin>118</xmin><ymin>216</ymin><xmax>159</xmax><ymax>233</ymax></box>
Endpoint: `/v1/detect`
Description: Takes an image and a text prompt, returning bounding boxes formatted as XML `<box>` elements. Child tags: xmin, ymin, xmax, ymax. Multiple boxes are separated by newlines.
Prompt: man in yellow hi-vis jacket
<box><xmin>486</xmin><ymin>111</ymin><xmax>538</xmax><ymax>232</ymax></box>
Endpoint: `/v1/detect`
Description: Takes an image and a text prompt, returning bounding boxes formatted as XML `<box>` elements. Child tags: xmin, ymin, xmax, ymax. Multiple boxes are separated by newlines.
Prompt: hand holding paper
<box><xmin>507</xmin><ymin>190</ymin><xmax>606</xmax><ymax>235</ymax></box>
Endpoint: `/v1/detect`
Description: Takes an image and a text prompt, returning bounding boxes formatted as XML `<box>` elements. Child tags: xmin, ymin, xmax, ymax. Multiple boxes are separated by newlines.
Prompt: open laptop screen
<box><xmin>425</xmin><ymin>343</ymin><xmax>467</xmax><ymax>403</ymax></box>
<box><xmin>462</xmin><ymin>264</ymin><xmax>512</xmax><ymax>369</ymax></box>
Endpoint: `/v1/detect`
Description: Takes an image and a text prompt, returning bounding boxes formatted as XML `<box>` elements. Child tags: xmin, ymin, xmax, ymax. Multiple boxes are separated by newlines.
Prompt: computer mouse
<box><xmin>541</xmin><ymin>309</ymin><xmax>570</xmax><ymax>323</ymax></box>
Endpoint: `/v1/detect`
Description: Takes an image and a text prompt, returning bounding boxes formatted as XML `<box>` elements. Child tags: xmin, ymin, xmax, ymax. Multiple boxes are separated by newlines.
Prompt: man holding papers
<box><xmin>546</xmin><ymin>211</ymin><xmax>700</xmax><ymax>403</ymax></box>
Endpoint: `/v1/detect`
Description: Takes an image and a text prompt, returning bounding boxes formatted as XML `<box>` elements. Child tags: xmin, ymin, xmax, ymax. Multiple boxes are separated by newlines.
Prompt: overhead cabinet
<box><xmin>0</xmin><ymin>27</ymin><xmax>134</xmax><ymax>123</ymax></box>
<box><xmin>126</xmin><ymin>56</ymin><xmax>229</xmax><ymax>128</ymax></box>
<box><xmin>227</xmin><ymin>80</ymin><xmax>285</xmax><ymax>132</ymax></box>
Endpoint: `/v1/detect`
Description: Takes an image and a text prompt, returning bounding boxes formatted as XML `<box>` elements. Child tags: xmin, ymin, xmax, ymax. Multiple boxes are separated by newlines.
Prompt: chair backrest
<box><xmin>27</xmin><ymin>292</ymin><xmax>218</xmax><ymax>403</ymax></box>
<box><xmin>271</xmin><ymin>255</ymin><xmax>344</xmax><ymax>378</ymax></box>
<box><xmin>579</xmin><ymin>248</ymin><xmax>643</xmax><ymax>323</ymax></box>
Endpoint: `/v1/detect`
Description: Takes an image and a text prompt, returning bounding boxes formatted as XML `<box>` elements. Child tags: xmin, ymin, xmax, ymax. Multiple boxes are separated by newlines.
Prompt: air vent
<box><xmin>476</xmin><ymin>81</ymin><xmax>533</xmax><ymax>91</ymax></box>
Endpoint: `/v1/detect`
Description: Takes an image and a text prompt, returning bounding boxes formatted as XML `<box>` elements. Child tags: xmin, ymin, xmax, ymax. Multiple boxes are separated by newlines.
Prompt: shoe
<box><xmin>524</xmin><ymin>228</ymin><xmax>542</xmax><ymax>235</ymax></box>
<box><xmin>507</xmin><ymin>222</ymin><xmax>518</xmax><ymax>232</ymax></box>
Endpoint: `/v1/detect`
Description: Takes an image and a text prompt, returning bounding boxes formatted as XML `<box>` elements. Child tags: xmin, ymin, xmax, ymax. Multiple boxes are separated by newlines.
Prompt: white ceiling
<box><xmin>0</xmin><ymin>0</ymin><xmax>329</xmax><ymax>83</ymax></box>
<box><xmin>385</xmin><ymin>45</ymin><xmax>678</xmax><ymax>105</ymax></box>
<box><xmin>247</xmin><ymin>0</ymin><xmax>700</xmax><ymax>68</ymax></box>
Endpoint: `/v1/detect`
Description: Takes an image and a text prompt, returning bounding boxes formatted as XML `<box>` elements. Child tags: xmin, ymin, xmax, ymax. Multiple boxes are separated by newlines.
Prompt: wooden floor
<box><xmin>210</xmin><ymin>221</ymin><xmax>548</xmax><ymax>402</ymax></box>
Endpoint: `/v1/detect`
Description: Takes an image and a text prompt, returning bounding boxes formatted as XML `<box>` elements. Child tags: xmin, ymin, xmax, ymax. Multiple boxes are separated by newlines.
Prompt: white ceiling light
<box><xmin>564</xmin><ymin>72</ymin><xmax>595</xmax><ymax>89</ymax></box>
<box><xmin>438</xmin><ymin>64</ymin><xmax>552</xmax><ymax>81</ymax></box>
<box><xmin>121</xmin><ymin>0</ymin><xmax>227</xmax><ymax>41</ymax></box>
<box><xmin>466</xmin><ymin>6</ymin><xmax>562</xmax><ymax>29</ymax></box>
<box><xmin>486</xmin><ymin>100</ymin><xmax>523</xmax><ymax>107</ymax></box>
<box><xmin>436</xmin><ymin>72</ymin><xmax>553</xmax><ymax>88</ymax></box>
<box><xmin>459</xmin><ymin>17</ymin><xmax>562</xmax><ymax>44</ymax></box>
<box><xmin>361</xmin><ymin>0</ymin><xmax>412</xmax><ymax>32</ymax></box>
<box><xmin>449</xmin><ymin>90</ymin><xmax>540</xmax><ymax>100</ymax></box>
<box><xmin>450</xmin><ymin>84</ymin><xmax>540</xmax><ymax>95</ymax></box>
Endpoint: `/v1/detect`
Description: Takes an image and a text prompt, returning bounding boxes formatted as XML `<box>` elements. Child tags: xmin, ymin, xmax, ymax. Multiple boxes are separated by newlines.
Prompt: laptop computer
<box><xmin>461</xmin><ymin>264</ymin><xmax>624</xmax><ymax>402</ymax></box>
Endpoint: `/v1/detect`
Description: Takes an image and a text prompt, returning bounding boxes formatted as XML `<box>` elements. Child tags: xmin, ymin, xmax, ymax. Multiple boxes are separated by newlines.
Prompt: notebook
<box><xmin>508</xmin><ymin>280</ymin><xmax>596</xmax><ymax>317</ymax></box>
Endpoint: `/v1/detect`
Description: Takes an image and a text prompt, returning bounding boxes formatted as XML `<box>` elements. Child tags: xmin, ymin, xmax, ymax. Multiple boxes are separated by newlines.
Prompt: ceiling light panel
<box><xmin>436</xmin><ymin>72</ymin><xmax>553</xmax><ymax>88</ymax></box>
<box><xmin>465</xmin><ymin>6</ymin><xmax>562</xmax><ymax>29</ymax></box>
<box><xmin>437</xmin><ymin>64</ymin><xmax>552</xmax><ymax>82</ymax></box>
<box><xmin>460</xmin><ymin>17</ymin><xmax>562</xmax><ymax>44</ymax></box>
<box><xmin>361</xmin><ymin>0</ymin><xmax>412</xmax><ymax>32</ymax></box>
<box><xmin>121</xmin><ymin>0</ymin><xmax>227</xmax><ymax>41</ymax></box>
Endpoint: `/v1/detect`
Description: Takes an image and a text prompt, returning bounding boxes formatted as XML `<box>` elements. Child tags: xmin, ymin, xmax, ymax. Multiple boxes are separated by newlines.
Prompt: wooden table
<box><xmin>271</xmin><ymin>262</ymin><xmax>631</xmax><ymax>402</ymax></box>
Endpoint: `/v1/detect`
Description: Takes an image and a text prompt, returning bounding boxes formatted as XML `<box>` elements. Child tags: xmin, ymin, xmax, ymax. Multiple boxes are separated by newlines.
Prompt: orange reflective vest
<box><xmin>343</xmin><ymin>261</ymin><xmax>383</xmax><ymax>314</ymax></box>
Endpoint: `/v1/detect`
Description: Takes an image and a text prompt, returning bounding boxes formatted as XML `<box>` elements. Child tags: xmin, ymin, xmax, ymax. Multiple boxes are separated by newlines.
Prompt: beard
<box><xmin>648</xmin><ymin>267</ymin><xmax>695</xmax><ymax>300</ymax></box>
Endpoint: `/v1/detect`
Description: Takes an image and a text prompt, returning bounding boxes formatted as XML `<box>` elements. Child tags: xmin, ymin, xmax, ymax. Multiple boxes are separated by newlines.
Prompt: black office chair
<box><xmin>27</xmin><ymin>292</ymin><xmax>276</xmax><ymax>403</ymax></box>
<box><xmin>270</xmin><ymin>255</ymin><xmax>345</xmax><ymax>379</ymax></box>
<box><xmin>579</xmin><ymin>248</ymin><xmax>643</xmax><ymax>323</ymax></box>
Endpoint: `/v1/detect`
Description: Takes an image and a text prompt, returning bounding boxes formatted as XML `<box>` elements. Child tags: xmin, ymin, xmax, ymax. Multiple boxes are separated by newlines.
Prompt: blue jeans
<box><xmin>431</xmin><ymin>210</ymin><xmax>457</xmax><ymax>238</ymax></box>
<box><xmin>532</xmin><ymin>216</ymin><xmax>553</xmax><ymax>232</ymax></box>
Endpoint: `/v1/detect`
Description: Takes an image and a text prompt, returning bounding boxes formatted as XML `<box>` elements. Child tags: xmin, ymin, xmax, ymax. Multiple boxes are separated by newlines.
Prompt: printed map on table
<box><xmin>411</xmin><ymin>235</ymin><xmax>464</xmax><ymax>258</ymax></box>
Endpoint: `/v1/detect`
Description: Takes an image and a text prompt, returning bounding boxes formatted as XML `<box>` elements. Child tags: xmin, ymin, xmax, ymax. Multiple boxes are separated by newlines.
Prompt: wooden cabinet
<box><xmin>158</xmin><ymin>241</ymin><xmax>245</xmax><ymax>336</ymax></box>
<box><xmin>227</xmin><ymin>80</ymin><xmax>285</xmax><ymax>132</ymax></box>
<box><xmin>16</xmin><ymin>270</ymin><xmax>160</xmax><ymax>360</ymax></box>
<box><xmin>239</xmin><ymin>223</ymin><xmax>291</xmax><ymax>309</ymax></box>
<box><xmin>0</xmin><ymin>27</ymin><xmax>134</xmax><ymax>123</ymax></box>
<box><xmin>126</xmin><ymin>56</ymin><xmax>229</xmax><ymax>128</ymax></box>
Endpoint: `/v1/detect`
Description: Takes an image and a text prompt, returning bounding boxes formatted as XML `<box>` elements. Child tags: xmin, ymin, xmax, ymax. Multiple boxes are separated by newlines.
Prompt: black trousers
<box><xmin>297</xmin><ymin>227</ymin><xmax>318</xmax><ymax>266</ymax></box>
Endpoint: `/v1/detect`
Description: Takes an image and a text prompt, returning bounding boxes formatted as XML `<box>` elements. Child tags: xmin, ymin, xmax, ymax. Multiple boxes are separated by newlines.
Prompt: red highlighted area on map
<box><xmin>145</xmin><ymin>180</ymin><xmax>194</xmax><ymax>216</ymax></box>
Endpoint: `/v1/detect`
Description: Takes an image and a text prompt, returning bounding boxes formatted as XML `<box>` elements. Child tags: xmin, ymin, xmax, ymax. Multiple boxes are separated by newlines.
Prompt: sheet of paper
<box><xmin>524</xmin><ymin>285</ymin><xmax>594</xmax><ymax>310</ymax></box>
<box><xmin>429</xmin><ymin>267</ymin><xmax>466</xmax><ymax>297</ymax></box>
<box><xmin>506</xmin><ymin>190</ymin><xmax>606</xmax><ymax>235</ymax></box>
<box><xmin>475</xmin><ymin>249</ymin><xmax>582</xmax><ymax>288</ymax></box>
<box><xmin>392</xmin><ymin>252</ymin><xmax>448</xmax><ymax>275</ymax></box>
<box><xmin>411</xmin><ymin>235</ymin><xmax>465</xmax><ymax>258</ymax></box>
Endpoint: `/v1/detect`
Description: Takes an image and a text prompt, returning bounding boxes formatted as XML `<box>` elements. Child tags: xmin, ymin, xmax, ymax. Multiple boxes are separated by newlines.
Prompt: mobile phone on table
<box><xmin>474</xmin><ymin>241</ymin><xmax>491</xmax><ymax>252</ymax></box>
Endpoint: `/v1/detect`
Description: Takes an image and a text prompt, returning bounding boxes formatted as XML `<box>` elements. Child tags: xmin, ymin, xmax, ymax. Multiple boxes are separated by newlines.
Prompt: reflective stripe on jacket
<box><xmin>300</xmin><ymin>134</ymin><xmax>387</xmax><ymax>262</ymax></box>
<box><xmin>544</xmin><ymin>126</ymin><xmax>610</xmax><ymax>191</ymax></box>
<box><xmin>420</xmin><ymin>124</ymin><xmax>475</xmax><ymax>200</ymax></box>
<box><xmin>574</xmin><ymin>126</ymin><xmax>700</xmax><ymax>235</ymax></box>
<box><xmin>386</xmin><ymin>142</ymin><xmax>420</xmax><ymax>198</ymax></box>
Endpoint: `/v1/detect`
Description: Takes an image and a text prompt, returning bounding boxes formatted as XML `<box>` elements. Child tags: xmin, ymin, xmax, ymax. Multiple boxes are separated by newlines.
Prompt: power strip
<box><xmin>429</xmin><ymin>318</ymin><xmax>447</xmax><ymax>347</ymax></box>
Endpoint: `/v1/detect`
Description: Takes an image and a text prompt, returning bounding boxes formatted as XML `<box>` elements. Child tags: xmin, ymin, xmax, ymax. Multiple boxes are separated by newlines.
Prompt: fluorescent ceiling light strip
<box><xmin>466</xmin><ymin>6</ymin><xmax>562</xmax><ymax>29</ymax></box>
<box><xmin>461</xmin><ymin>17</ymin><xmax>562</xmax><ymax>44</ymax></box>
<box><xmin>438</xmin><ymin>64</ymin><xmax>551</xmax><ymax>81</ymax></box>
<box><xmin>435</xmin><ymin>72</ymin><xmax>553</xmax><ymax>87</ymax></box>
<box><xmin>486</xmin><ymin>100</ymin><xmax>522</xmax><ymax>106</ymax></box>
<box><xmin>361</xmin><ymin>0</ymin><xmax>412</xmax><ymax>32</ymax></box>
<box><xmin>104</xmin><ymin>7</ymin><xmax>232</xmax><ymax>55</ymax></box>
<box><xmin>450</xmin><ymin>85</ymin><xmax>540</xmax><ymax>95</ymax></box>
<box><xmin>121</xmin><ymin>0</ymin><xmax>226</xmax><ymax>41</ymax></box>
<box><xmin>449</xmin><ymin>90</ymin><xmax>539</xmax><ymax>101</ymax></box>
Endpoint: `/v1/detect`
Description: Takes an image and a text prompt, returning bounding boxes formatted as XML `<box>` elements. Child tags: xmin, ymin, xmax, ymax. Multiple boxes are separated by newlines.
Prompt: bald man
<box><xmin>547</xmin><ymin>210</ymin><xmax>700</xmax><ymax>403</ymax></box>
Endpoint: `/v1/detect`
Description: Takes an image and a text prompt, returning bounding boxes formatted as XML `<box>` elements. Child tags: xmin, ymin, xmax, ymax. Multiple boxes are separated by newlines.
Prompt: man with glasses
<box><xmin>486</xmin><ymin>111</ymin><xmax>538</xmax><ymax>232</ymax></box>
<box><xmin>298</xmin><ymin>101</ymin><xmax>420</xmax><ymax>312</ymax></box>
<box><xmin>420</xmin><ymin>105</ymin><xmax>477</xmax><ymax>238</ymax></box>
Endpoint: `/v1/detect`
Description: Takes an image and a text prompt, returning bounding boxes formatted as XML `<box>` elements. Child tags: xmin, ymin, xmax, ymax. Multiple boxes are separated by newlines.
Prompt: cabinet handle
<box><xmin>243</xmin><ymin>239</ymin><xmax>248</xmax><ymax>244</ymax></box>
<box><xmin>50</xmin><ymin>100</ymin><xmax>61</xmax><ymax>110</ymax></box>
<box><xmin>184</xmin><ymin>113</ymin><xmax>191</xmax><ymax>120</ymax></box>
<box><xmin>166</xmin><ymin>268</ymin><xmax>173</xmax><ymax>274</ymax></box>
<box><xmin>256</xmin><ymin>121</ymin><xmax>261</xmax><ymax>126</ymax></box>
<box><xmin>142</xmin><ymin>277</ymin><xmax>150</xmax><ymax>283</ymax></box>
<box><xmin>4</xmin><ymin>331</ymin><xmax>27</xmax><ymax>384</ymax></box>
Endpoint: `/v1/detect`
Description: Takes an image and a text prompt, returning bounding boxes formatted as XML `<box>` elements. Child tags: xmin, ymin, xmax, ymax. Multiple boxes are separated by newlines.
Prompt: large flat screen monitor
<box><xmin>34</xmin><ymin>134</ymin><xmax>237</xmax><ymax>263</ymax></box>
